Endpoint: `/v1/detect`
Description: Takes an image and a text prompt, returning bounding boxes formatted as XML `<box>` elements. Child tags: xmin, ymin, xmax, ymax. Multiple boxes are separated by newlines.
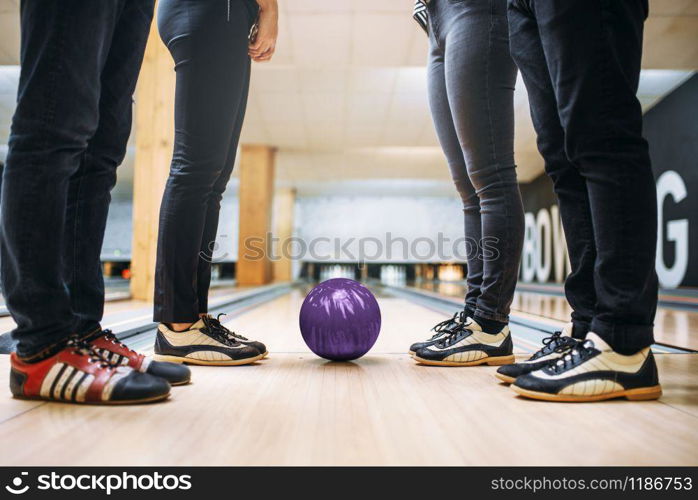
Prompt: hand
<box><xmin>249</xmin><ymin>1</ymin><xmax>278</xmax><ymax>62</ymax></box>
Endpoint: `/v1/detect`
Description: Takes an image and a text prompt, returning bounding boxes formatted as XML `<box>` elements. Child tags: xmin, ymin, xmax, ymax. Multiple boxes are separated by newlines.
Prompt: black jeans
<box><xmin>426</xmin><ymin>0</ymin><xmax>524</xmax><ymax>323</ymax></box>
<box><xmin>508</xmin><ymin>0</ymin><xmax>657</xmax><ymax>353</ymax></box>
<box><xmin>1</xmin><ymin>0</ymin><xmax>154</xmax><ymax>359</ymax></box>
<box><xmin>153</xmin><ymin>0</ymin><xmax>258</xmax><ymax>323</ymax></box>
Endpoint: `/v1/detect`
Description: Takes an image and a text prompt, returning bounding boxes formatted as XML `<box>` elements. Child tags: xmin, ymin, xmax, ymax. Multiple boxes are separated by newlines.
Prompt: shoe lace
<box><xmin>67</xmin><ymin>336</ymin><xmax>119</xmax><ymax>369</ymax></box>
<box><xmin>430</xmin><ymin>311</ymin><xmax>464</xmax><ymax>339</ymax></box>
<box><xmin>101</xmin><ymin>329</ymin><xmax>139</xmax><ymax>358</ymax></box>
<box><xmin>435</xmin><ymin>321</ymin><xmax>473</xmax><ymax>348</ymax></box>
<box><xmin>201</xmin><ymin>314</ymin><xmax>244</xmax><ymax>345</ymax></box>
<box><xmin>547</xmin><ymin>339</ymin><xmax>596</xmax><ymax>374</ymax></box>
<box><xmin>530</xmin><ymin>331</ymin><xmax>575</xmax><ymax>360</ymax></box>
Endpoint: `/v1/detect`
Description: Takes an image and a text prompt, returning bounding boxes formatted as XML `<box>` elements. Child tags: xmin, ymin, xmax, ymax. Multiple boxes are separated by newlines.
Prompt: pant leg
<box><xmin>64</xmin><ymin>0</ymin><xmax>155</xmax><ymax>336</ymax></box>
<box><xmin>425</xmin><ymin>10</ymin><xmax>482</xmax><ymax>314</ymax></box>
<box><xmin>531</xmin><ymin>0</ymin><xmax>656</xmax><ymax>352</ymax></box>
<box><xmin>440</xmin><ymin>0</ymin><xmax>523</xmax><ymax>323</ymax></box>
<box><xmin>1</xmin><ymin>0</ymin><xmax>123</xmax><ymax>359</ymax></box>
<box><xmin>507</xmin><ymin>0</ymin><xmax>594</xmax><ymax>338</ymax></box>
<box><xmin>196</xmin><ymin>59</ymin><xmax>252</xmax><ymax>314</ymax></box>
<box><xmin>153</xmin><ymin>0</ymin><xmax>255</xmax><ymax>322</ymax></box>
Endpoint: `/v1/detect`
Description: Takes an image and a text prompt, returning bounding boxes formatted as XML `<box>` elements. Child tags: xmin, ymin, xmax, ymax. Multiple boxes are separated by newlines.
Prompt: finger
<box><xmin>252</xmin><ymin>50</ymin><xmax>270</xmax><ymax>61</ymax></box>
<box><xmin>248</xmin><ymin>41</ymin><xmax>269</xmax><ymax>54</ymax></box>
<box><xmin>255</xmin><ymin>50</ymin><xmax>274</xmax><ymax>62</ymax></box>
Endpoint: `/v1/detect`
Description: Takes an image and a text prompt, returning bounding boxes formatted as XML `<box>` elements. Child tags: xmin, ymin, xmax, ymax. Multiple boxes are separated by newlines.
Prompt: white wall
<box><xmin>102</xmin><ymin>193</ymin><xmax>466</xmax><ymax>265</ymax></box>
<box><xmin>295</xmin><ymin>195</ymin><xmax>464</xmax><ymax>263</ymax></box>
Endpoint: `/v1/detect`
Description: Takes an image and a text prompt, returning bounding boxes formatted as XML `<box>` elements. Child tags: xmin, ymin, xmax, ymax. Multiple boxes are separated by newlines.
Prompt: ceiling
<box><xmin>0</xmin><ymin>0</ymin><xmax>697</xmax><ymax>195</ymax></box>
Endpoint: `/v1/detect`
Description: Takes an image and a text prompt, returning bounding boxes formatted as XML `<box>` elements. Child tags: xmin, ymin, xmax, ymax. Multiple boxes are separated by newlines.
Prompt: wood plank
<box><xmin>237</xmin><ymin>145</ymin><xmax>275</xmax><ymax>286</ymax></box>
<box><xmin>272</xmin><ymin>187</ymin><xmax>296</xmax><ymax>282</ymax></box>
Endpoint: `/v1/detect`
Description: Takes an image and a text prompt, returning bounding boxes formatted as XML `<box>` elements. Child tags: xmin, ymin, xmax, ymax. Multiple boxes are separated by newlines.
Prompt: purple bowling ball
<box><xmin>299</xmin><ymin>278</ymin><xmax>381</xmax><ymax>361</ymax></box>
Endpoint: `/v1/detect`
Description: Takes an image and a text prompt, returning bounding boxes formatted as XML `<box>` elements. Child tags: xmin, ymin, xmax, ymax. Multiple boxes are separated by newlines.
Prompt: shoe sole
<box><xmin>510</xmin><ymin>384</ymin><xmax>663</xmax><ymax>402</ymax></box>
<box><xmin>169</xmin><ymin>379</ymin><xmax>191</xmax><ymax>387</ymax></box>
<box><xmin>13</xmin><ymin>392</ymin><xmax>170</xmax><ymax>405</ymax></box>
<box><xmin>153</xmin><ymin>353</ymin><xmax>264</xmax><ymax>366</ymax></box>
<box><xmin>495</xmin><ymin>372</ymin><xmax>516</xmax><ymax>384</ymax></box>
<box><xmin>408</xmin><ymin>350</ymin><xmax>415</xmax><ymax>356</ymax></box>
<box><xmin>413</xmin><ymin>354</ymin><xmax>515</xmax><ymax>367</ymax></box>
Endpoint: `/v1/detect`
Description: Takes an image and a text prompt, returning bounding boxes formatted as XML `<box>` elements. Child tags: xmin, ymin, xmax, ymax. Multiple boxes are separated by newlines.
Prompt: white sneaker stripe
<box><xmin>40</xmin><ymin>363</ymin><xmax>65</xmax><ymax>399</ymax></box>
<box><xmin>75</xmin><ymin>373</ymin><xmax>95</xmax><ymax>402</ymax></box>
<box><xmin>51</xmin><ymin>365</ymin><xmax>74</xmax><ymax>400</ymax></box>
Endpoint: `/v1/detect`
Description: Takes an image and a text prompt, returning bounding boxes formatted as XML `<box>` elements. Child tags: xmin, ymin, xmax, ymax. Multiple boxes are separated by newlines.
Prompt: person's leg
<box><xmin>533</xmin><ymin>0</ymin><xmax>656</xmax><ymax>353</ymax></box>
<box><xmin>64</xmin><ymin>0</ymin><xmax>155</xmax><ymax>337</ymax></box>
<box><xmin>425</xmin><ymin>3</ymin><xmax>480</xmax><ymax>318</ymax></box>
<box><xmin>442</xmin><ymin>0</ymin><xmax>523</xmax><ymax>329</ymax></box>
<box><xmin>507</xmin><ymin>0</ymin><xmax>594</xmax><ymax>339</ymax></box>
<box><xmin>408</xmin><ymin>1</ymin><xmax>478</xmax><ymax>358</ymax></box>
<box><xmin>413</xmin><ymin>0</ymin><xmax>516</xmax><ymax>366</ymax></box>
<box><xmin>508</xmin><ymin>0</ymin><xmax>660</xmax><ymax>401</ymax></box>
<box><xmin>1</xmin><ymin>0</ymin><xmax>122</xmax><ymax>359</ymax></box>
<box><xmin>196</xmin><ymin>60</ymin><xmax>252</xmax><ymax>315</ymax></box>
<box><xmin>153</xmin><ymin>0</ymin><xmax>255</xmax><ymax>324</ymax></box>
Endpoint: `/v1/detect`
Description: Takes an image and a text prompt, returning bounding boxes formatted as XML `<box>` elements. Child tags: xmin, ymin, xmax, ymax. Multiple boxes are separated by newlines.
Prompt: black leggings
<box><xmin>154</xmin><ymin>0</ymin><xmax>258</xmax><ymax>322</ymax></box>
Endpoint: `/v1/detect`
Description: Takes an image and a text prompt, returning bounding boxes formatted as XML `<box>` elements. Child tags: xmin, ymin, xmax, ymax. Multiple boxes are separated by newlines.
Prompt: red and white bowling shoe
<box><xmin>10</xmin><ymin>338</ymin><xmax>171</xmax><ymax>405</ymax></box>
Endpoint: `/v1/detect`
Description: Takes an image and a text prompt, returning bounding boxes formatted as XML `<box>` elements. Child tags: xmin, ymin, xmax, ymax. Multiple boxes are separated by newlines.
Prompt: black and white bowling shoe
<box><xmin>495</xmin><ymin>323</ymin><xmax>578</xmax><ymax>384</ymax></box>
<box><xmin>408</xmin><ymin>310</ymin><xmax>469</xmax><ymax>356</ymax></box>
<box><xmin>154</xmin><ymin>316</ymin><xmax>263</xmax><ymax>366</ymax></box>
<box><xmin>510</xmin><ymin>333</ymin><xmax>662</xmax><ymax>402</ymax></box>
<box><xmin>413</xmin><ymin>318</ymin><xmax>514</xmax><ymax>367</ymax></box>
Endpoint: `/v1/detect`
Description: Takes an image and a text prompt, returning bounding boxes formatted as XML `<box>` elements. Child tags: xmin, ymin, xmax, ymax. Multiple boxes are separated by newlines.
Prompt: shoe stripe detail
<box><xmin>51</xmin><ymin>364</ymin><xmax>74</xmax><ymax>400</ymax></box>
<box><xmin>40</xmin><ymin>363</ymin><xmax>65</xmax><ymax>399</ymax></box>
<box><xmin>444</xmin><ymin>350</ymin><xmax>486</xmax><ymax>363</ymax></box>
<box><xmin>75</xmin><ymin>373</ymin><xmax>95</xmax><ymax>403</ymax></box>
<box><xmin>140</xmin><ymin>357</ymin><xmax>151</xmax><ymax>372</ymax></box>
<box><xmin>101</xmin><ymin>368</ymin><xmax>130</xmax><ymax>402</ymax></box>
<box><xmin>559</xmin><ymin>379</ymin><xmax>624</xmax><ymax>396</ymax></box>
<box><xmin>70</xmin><ymin>372</ymin><xmax>89</xmax><ymax>402</ymax></box>
<box><xmin>49</xmin><ymin>363</ymin><xmax>69</xmax><ymax>399</ymax></box>
<box><xmin>61</xmin><ymin>368</ymin><xmax>80</xmax><ymax>401</ymax></box>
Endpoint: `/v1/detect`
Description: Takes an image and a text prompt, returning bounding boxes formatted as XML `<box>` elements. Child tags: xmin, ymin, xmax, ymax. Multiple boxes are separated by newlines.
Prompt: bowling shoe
<box><xmin>87</xmin><ymin>329</ymin><xmax>191</xmax><ymax>386</ymax></box>
<box><xmin>510</xmin><ymin>333</ymin><xmax>662</xmax><ymax>402</ymax></box>
<box><xmin>408</xmin><ymin>310</ymin><xmax>469</xmax><ymax>356</ymax></box>
<box><xmin>495</xmin><ymin>323</ymin><xmax>578</xmax><ymax>384</ymax></box>
<box><xmin>153</xmin><ymin>317</ymin><xmax>263</xmax><ymax>366</ymax></box>
<box><xmin>413</xmin><ymin>318</ymin><xmax>514</xmax><ymax>367</ymax></box>
<box><xmin>202</xmin><ymin>314</ymin><xmax>268</xmax><ymax>358</ymax></box>
<box><xmin>10</xmin><ymin>338</ymin><xmax>171</xmax><ymax>405</ymax></box>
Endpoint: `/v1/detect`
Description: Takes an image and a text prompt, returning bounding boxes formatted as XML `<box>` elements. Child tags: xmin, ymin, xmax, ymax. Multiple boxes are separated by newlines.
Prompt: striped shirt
<box><xmin>413</xmin><ymin>0</ymin><xmax>429</xmax><ymax>33</ymax></box>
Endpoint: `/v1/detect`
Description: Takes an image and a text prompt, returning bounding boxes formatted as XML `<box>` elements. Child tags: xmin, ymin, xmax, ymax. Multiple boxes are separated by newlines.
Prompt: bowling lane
<box><xmin>412</xmin><ymin>280</ymin><xmax>698</xmax><ymax>351</ymax></box>
<box><xmin>1</xmin><ymin>286</ymin><xmax>697</xmax><ymax>466</ymax></box>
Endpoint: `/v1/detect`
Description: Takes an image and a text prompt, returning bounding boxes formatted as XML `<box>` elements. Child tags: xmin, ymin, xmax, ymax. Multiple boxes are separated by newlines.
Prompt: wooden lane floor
<box><xmin>0</xmin><ymin>288</ymin><xmax>696</xmax><ymax>466</ymax></box>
